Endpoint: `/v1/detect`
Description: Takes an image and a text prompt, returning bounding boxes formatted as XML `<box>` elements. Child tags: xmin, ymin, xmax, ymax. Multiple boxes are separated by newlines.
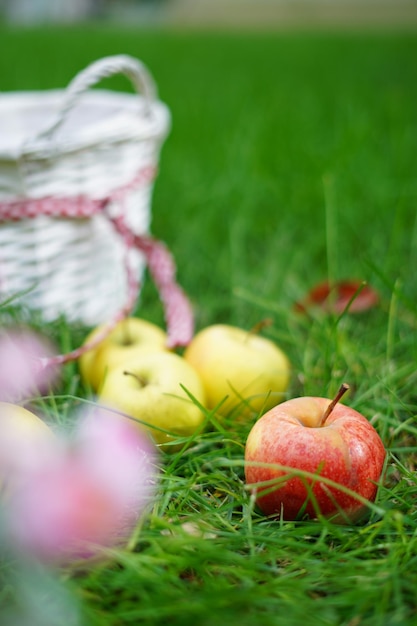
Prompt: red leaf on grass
<box><xmin>295</xmin><ymin>280</ymin><xmax>379</xmax><ymax>315</ymax></box>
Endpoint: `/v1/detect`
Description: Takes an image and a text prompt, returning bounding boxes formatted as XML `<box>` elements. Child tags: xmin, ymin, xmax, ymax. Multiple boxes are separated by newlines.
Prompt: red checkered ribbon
<box><xmin>0</xmin><ymin>166</ymin><xmax>194</xmax><ymax>368</ymax></box>
<box><xmin>0</xmin><ymin>167</ymin><xmax>154</xmax><ymax>222</ymax></box>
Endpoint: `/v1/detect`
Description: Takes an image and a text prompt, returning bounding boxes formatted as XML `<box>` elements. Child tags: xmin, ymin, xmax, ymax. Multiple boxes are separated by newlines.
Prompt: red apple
<box><xmin>244</xmin><ymin>385</ymin><xmax>386</xmax><ymax>522</ymax></box>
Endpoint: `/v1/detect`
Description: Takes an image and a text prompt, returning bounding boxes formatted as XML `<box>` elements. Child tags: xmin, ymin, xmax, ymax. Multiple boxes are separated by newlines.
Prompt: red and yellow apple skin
<box><xmin>244</xmin><ymin>396</ymin><xmax>386</xmax><ymax>522</ymax></box>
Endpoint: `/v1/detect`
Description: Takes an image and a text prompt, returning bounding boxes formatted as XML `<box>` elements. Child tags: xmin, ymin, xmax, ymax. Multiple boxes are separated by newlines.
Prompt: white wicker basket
<box><xmin>0</xmin><ymin>55</ymin><xmax>171</xmax><ymax>326</ymax></box>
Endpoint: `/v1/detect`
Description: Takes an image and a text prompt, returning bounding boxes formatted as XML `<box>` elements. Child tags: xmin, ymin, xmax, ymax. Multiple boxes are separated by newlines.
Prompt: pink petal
<box><xmin>76</xmin><ymin>407</ymin><xmax>158</xmax><ymax>499</ymax></box>
<box><xmin>8</xmin><ymin>460</ymin><xmax>120</xmax><ymax>562</ymax></box>
<box><xmin>0</xmin><ymin>328</ymin><xmax>59</xmax><ymax>402</ymax></box>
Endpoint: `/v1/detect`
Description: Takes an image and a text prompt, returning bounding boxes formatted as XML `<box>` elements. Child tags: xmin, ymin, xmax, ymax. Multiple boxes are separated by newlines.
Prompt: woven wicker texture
<box><xmin>0</xmin><ymin>55</ymin><xmax>171</xmax><ymax>326</ymax></box>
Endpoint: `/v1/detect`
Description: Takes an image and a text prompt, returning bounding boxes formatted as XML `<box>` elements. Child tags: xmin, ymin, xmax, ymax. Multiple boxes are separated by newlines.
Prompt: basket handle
<box><xmin>29</xmin><ymin>55</ymin><xmax>158</xmax><ymax>145</ymax></box>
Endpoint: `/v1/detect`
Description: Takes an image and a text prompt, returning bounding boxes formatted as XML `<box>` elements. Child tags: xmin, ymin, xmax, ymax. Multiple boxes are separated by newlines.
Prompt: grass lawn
<box><xmin>1</xmin><ymin>22</ymin><xmax>417</xmax><ymax>626</ymax></box>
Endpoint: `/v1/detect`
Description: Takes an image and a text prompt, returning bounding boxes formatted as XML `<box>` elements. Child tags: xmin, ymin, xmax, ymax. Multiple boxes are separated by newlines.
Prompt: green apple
<box><xmin>79</xmin><ymin>317</ymin><xmax>168</xmax><ymax>392</ymax></box>
<box><xmin>0</xmin><ymin>402</ymin><xmax>56</xmax><ymax>497</ymax></box>
<box><xmin>184</xmin><ymin>323</ymin><xmax>290</xmax><ymax>417</ymax></box>
<box><xmin>98</xmin><ymin>351</ymin><xmax>207</xmax><ymax>448</ymax></box>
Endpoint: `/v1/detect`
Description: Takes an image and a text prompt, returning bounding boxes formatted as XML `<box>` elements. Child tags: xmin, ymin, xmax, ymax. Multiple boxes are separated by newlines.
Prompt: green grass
<box><xmin>1</xmin><ymin>23</ymin><xmax>417</xmax><ymax>626</ymax></box>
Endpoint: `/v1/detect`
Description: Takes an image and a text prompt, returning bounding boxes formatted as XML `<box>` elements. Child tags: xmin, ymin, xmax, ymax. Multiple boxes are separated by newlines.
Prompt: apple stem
<box><xmin>123</xmin><ymin>370</ymin><xmax>148</xmax><ymax>387</ymax></box>
<box><xmin>319</xmin><ymin>383</ymin><xmax>350</xmax><ymax>427</ymax></box>
<box><xmin>248</xmin><ymin>318</ymin><xmax>274</xmax><ymax>337</ymax></box>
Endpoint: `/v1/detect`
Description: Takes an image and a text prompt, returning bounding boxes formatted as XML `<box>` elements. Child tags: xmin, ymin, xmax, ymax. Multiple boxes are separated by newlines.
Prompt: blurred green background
<box><xmin>2</xmin><ymin>0</ymin><xmax>417</xmax><ymax>29</ymax></box>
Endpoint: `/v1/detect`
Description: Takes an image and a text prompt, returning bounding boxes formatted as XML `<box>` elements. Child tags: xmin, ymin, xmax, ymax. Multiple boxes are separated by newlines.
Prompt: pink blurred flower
<box><xmin>0</xmin><ymin>327</ymin><xmax>59</xmax><ymax>402</ymax></box>
<box><xmin>76</xmin><ymin>408</ymin><xmax>157</xmax><ymax>512</ymax></box>
<box><xmin>9</xmin><ymin>460</ymin><xmax>119</xmax><ymax>563</ymax></box>
<box><xmin>5</xmin><ymin>408</ymin><xmax>158</xmax><ymax>565</ymax></box>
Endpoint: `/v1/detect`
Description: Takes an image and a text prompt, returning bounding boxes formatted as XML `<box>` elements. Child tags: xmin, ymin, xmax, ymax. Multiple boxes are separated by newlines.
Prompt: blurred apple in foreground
<box><xmin>184</xmin><ymin>323</ymin><xmax>290</xmax><ymax>417</ymax></box>
<box><xmin>79</xmin><ymin>317</ymin><xmax>168</xmax><ymax>391</ymax></box>
<box><xmin>0</xmin><ymin>402</ymin><xmax>56</xmax><ymax>497</ymax></box>
<box><xmin>98</xmin><ymin>351</ymin><xmax>206</xmax><ymax>448</ymax></box>
<box><xmin>245</xmin><ymin>384</ymin><xmax>386</xmax><ymax>523</ymax></box>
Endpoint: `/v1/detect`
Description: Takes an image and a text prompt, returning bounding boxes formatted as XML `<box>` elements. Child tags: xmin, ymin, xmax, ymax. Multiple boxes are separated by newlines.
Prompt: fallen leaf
<box><xmin>295</xmin><ymin>280</ymin><xmax>379</xmax><ymax>315</ymax></box>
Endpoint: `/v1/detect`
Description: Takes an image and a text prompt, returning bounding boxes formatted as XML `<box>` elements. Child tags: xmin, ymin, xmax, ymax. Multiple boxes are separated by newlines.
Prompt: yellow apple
<box><xmin>79</xmin><ymin>317</ymin><xmax>168</xmax><ymax>392</ymax></box>
<box><xmin>98</xmin><ymin>351</ymin><xmax>207</xmax><ymax>448</ymax></box>
<box><xmin>0</xmin><ymin>402</ymin><xmax>56</xmax><ymax>497</ymax></box>
<box><xmin>184</xmin><ymin>324</ymin><xmax>290</xmax><ymax>417</ymax></box>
